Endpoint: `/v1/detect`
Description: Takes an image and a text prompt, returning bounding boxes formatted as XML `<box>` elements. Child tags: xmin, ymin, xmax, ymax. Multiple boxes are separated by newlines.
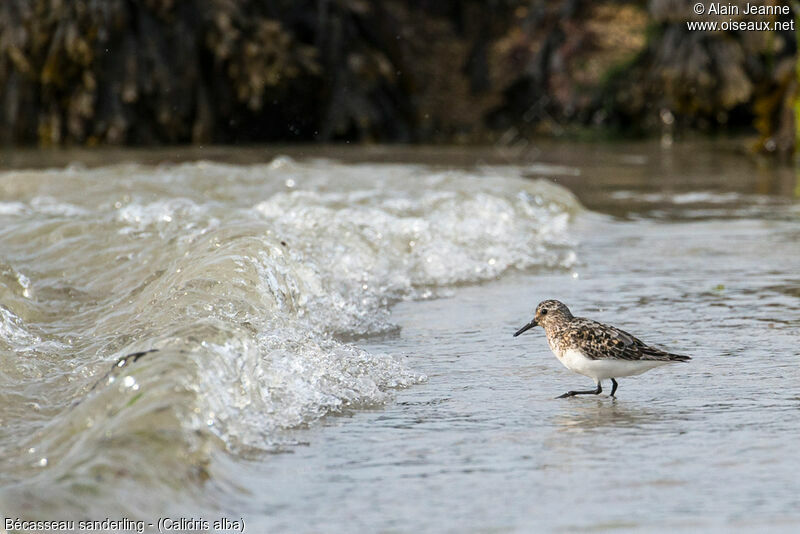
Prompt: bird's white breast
<box><xmin>555</xmin><ymin>348</ymin><xmax>669</xmax><ymax>381</ymax></box>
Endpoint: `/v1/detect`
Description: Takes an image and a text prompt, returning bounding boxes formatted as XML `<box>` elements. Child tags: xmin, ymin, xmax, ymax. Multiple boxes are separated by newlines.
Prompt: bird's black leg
<box><xmin>610</xmin><ymin>378</ymin><xmax>618</xmax><ymax>397</ymax></box>
<box><xmin>557</xmin><ymin>382</ymin><xmax>602</xmax><ymax>399</ymax></box>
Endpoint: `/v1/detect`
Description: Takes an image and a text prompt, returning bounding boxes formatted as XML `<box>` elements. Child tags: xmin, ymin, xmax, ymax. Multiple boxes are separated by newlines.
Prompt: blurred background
<box><xmin>0</xmin><ymin>0</ymin><xmax>796</xmax><ymax>155</ymax></box>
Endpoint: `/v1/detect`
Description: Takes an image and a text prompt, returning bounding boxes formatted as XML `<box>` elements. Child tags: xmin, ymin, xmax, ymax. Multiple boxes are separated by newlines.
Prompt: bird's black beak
<box><xmin>513</xmin><ymin>319</ymin><xmax>537</xmax><ymax>337</ymax></box>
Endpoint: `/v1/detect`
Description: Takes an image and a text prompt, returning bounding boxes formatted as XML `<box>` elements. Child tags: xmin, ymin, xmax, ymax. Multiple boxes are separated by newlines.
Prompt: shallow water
<box><xmin>0</xmin><ymin>141</ymin><xmax>798</xmax><ymax>532</ymax></box>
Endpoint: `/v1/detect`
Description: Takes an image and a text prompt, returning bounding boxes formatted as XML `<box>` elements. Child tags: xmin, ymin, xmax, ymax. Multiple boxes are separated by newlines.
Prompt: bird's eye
<box><xmin>541</xmin><ymin>309</ymin><xmax>548</xmax><ymax>315</ymax></box>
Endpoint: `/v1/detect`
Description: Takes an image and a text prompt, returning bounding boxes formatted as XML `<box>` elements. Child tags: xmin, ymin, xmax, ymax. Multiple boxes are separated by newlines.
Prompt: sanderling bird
<box><xmin>513</xmin><ymin>300</ymin><xmax>690</xmax><ymax>398</ymax></box>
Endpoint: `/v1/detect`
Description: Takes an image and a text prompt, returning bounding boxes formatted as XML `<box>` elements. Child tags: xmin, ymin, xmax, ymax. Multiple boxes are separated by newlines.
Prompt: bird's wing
<box><xmin>566</xmin><ymin>318</ymin><xmax>669</xmax><ymax>361</ymax></box>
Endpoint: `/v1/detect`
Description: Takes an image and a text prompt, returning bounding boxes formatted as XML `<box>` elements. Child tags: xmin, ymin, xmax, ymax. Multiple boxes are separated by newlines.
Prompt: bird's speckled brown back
<box><xmin>535</xmin><ymin>300</ymin><xmax>690</xmax><ymax>362</ymax></box>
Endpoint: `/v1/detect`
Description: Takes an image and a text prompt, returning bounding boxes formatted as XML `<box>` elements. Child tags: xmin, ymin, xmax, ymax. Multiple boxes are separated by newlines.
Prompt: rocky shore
<box><xmin>0</xmin><ymin>1</ymin><xmax>795</xmax><ymax>153</ymax></box>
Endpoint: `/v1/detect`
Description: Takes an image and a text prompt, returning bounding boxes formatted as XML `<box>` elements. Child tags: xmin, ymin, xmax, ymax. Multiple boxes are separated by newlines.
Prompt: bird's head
<box><xmin>513</xmin><ymin>299</ymin><xmax>573</xmax><ymax>337</ymax></box>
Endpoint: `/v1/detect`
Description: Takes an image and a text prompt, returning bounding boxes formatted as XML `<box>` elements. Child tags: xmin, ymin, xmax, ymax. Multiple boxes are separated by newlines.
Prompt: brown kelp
<box><xmin>0</xmin><ymin>1</ymin><xmax>797</xmax><ymax>148</ymax></box>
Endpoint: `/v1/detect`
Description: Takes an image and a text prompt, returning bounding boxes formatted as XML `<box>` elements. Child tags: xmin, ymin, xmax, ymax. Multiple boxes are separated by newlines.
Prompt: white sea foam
<box><xmin>0</xmin><ymin>157</ymin><xmax>581</xmax><ymax>515</ymax></box>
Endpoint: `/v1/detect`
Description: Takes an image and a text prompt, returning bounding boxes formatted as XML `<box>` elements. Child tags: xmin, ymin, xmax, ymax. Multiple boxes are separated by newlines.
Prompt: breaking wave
<box><xmin>0</xmin><ymin>157</ymin><xmax>580</xmax><ymax>516</ymax></box>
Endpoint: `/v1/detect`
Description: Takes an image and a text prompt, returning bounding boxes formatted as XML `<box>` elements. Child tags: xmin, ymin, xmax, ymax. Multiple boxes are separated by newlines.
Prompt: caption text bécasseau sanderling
<box><xmin>688</xmin><ymin>3</ymin><xmax>795</xmax><ymax>31</ymax></box>
<box><xmin>4</xmin><ymin>517</ymin><xmax>245</xmax><ymax>534</ymax></box>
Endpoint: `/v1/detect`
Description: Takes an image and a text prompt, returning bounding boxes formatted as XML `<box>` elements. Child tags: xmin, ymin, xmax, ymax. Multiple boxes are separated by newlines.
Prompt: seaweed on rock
<box><xmin>0</xmin><ymin>1</ymin><xmax>798</xmax><ymax>149</ymax></box>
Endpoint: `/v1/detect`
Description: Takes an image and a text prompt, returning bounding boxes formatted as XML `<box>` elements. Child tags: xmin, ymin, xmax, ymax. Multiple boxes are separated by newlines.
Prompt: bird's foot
<box><xmin>556</xmin><ymin>385</ymin><xmax>603</xmax><ymax>399</ymax></box>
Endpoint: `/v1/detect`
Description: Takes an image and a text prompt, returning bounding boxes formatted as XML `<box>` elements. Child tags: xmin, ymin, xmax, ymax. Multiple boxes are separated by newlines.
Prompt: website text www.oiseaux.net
<box><xmin>687</xmin><ymin>3</ymin><xmax>795</xmax><ymax>31</ymax></box>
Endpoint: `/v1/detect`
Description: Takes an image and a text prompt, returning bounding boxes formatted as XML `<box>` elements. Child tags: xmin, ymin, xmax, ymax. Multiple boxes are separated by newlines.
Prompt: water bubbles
<box><xmin>269</xmin><ymin>155</ymin><xmax>295</xmax><ymax>170</ymax></box>
<box><xmin>15</xmin><ymin>272</ymin><xmax>32</xmax><ymax>298</ymax></box>
<box><xmin>38</xmin><ymin>458</ymin><xmax>48</xmax><ymax>467</ymax></box>
<box><xmin>116</xmin><ymin>198</ymin><xmax>202</xmax><ymax>234</ymax></box>
<box><xmin>122</xmin><ymin>376</ymin><xmax>139</xmax><ymax>390</ymax></box>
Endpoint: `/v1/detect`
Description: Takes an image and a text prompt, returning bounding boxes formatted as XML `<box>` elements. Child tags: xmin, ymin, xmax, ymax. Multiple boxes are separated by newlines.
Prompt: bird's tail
<box><xmin>667</xmin><ymin>353</ymin><xmax>691</xmax><ymax>362</ymax></box>
<box><xmin>643</xmin><ymin>347</ymin><xmax>691</xmax><ymax>362</ymax></box>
